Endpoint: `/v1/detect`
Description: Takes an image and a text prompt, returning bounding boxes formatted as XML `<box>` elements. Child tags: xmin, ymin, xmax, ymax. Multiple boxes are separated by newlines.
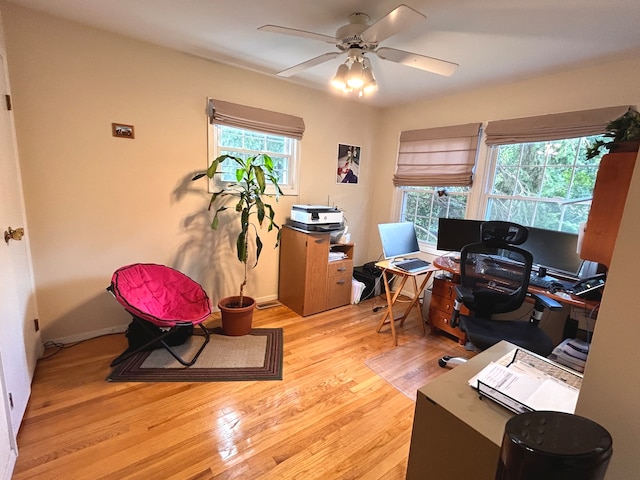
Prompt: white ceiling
<box><xmin>8</xmin><ymin>0</ymin><xmax>640</xmax><ymax>107</ymax></box>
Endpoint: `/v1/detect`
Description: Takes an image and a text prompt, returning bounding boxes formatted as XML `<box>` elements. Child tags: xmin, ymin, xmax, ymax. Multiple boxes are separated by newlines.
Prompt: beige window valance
<box><xmin>484</xmin><ymin>106</ymin><xmax>632</xmax><ymax>146</ymax></box>
<box><xmin>393</xmin><ymin>123</ymin><xmax>482</xmax><ymax>187</ymax></box>
<box><xmin>207</xmin><ymin>98</ymin><xmax>305</xmax><ymax>140</ymax></box>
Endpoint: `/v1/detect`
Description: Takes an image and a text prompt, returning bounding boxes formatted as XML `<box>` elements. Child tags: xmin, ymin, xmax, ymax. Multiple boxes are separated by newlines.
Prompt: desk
<box><xmin>375</xmin><ymin>260</ymin><xmax>437</xmax><ymax>346</ymax></box>
<box><xmin>406</xmin><ymin>341</ymin><xmax>517</xmax><ymax>479</ymax></box>
<box><xmin>433</xmin><ymin>255</ymin><xmax>598</xmax><ymax>309</ymax></box>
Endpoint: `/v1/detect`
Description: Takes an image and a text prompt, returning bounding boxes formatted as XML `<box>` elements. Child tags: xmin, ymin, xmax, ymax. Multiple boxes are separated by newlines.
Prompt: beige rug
<box><xmin>107</xmin><ymin>327</ymin><xmax>283</xmax><ymax>382</ymax></box>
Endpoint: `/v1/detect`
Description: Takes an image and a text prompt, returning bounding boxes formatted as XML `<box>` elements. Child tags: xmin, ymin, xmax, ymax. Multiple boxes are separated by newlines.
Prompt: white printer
<box><xmin>288</xmin><ymin>205</ymin><xmax>343</xmax><ymax>231</ymax></box>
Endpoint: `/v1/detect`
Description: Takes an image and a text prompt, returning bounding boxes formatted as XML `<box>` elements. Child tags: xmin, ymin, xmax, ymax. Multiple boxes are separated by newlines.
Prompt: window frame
<box><xmin>397</xmin><ymin>185</ymin><xmax>471</xmax><ymax>251</ymax></box>
<box><xmin>207</xmin><ymin>123</ymin><xmax>300</xmax><ymax>196</ymax></box>
<box><xmin>480</xmin><ymin>136</ymin><xmax>603</xmax><ymax>234</ymax></box>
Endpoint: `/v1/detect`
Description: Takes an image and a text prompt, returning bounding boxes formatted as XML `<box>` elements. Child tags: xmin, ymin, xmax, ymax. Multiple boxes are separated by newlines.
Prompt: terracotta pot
<box><xmin>218</xmin><ymin>296</ymin><xmax>255</xmax><ymax>336</ymax></box>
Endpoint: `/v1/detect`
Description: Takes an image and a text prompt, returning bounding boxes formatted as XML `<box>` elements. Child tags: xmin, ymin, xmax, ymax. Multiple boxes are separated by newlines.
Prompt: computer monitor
<box><xmin>378</xmin><ymin>222</ymin><xmax>420</xmax><ymax>260</ymax></box>
<box><xmin>436</xmin><ymin>218</ymin><xmax>483</xmax><ymax>252</ymax></box>
<box><xmin>522</xmin><ymin>227</ymin><xmax>583</xmax><ymax>277</ymax></box>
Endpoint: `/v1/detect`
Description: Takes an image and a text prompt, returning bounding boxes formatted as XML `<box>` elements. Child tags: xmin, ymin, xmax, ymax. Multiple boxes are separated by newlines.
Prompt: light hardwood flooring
<box><xmin>13</xmin><ymin>296</ymin><xmax>473</xmax><ymax>480</ymax></box>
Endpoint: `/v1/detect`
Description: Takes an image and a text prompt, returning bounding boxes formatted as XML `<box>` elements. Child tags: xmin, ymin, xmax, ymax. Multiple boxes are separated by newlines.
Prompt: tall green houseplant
<box><xmin>193</xmin><ymin>153</ymin><xmax>282</xmax><ymax>309</ymax></box>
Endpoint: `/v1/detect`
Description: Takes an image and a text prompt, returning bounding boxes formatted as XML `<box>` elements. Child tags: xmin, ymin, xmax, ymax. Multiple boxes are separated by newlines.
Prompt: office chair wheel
<box><xmin>438</xmin><ymin>355</ymin><xmax>468</xmax><ymax>368</ymax></box>
<box><xmin>438</xmin><ymin>356</ymin><xmax>451</xmax><ymax>368</ymax></box>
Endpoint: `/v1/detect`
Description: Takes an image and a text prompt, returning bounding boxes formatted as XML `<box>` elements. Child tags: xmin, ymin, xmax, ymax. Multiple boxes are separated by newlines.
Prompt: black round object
<box><xmin>495</xmin><ymin>411</ymin><xmax>612</xmax><ymax>480</ymax></box>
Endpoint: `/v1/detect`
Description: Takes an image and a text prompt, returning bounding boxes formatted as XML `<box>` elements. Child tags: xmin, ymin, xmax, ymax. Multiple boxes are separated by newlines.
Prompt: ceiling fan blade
<box><xmin>376</xmin><ymin>47</ymin><xmax>459</xmax><ymax>76</ymax></box>
<box><xmin>258</xmin><ymin>25</ymin><xmax>338</xmax><ymax>44</ymax></box>
<box><xmin>276</xmin><ymin>52</ymin><xmax>341</xmax><ymax>77</ymax></box>
<box><xmin>361</xmin><ymin>4</ymin><xmax>426</xmax><ymax>44</ymax></box>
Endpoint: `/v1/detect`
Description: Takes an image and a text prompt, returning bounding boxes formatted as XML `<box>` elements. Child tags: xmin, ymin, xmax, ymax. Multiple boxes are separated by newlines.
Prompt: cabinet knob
<box><xmin>336</xmin><ymin>279</ymin><xmax>345</xmax><ymax>285</ymax></box>
<box><xmin>337</xmin><ymin>267</ymin><xmax>346</xmax><ymax>272</ymax></box>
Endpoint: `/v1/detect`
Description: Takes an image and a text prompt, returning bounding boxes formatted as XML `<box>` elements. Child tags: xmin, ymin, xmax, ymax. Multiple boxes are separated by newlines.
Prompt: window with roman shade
<box><xmin>393</xmin><ymin>123</ymin><xmax>482</xmax><ymax>187</ymax></box>
<box><xmin>206</xmin><ymin>98</ymin><xmax>304</xmax><ymax>195</ymax></box>
<box><xmin>207</xmin><ymin>98</ymin><xmax>305</xmax><ymax>140</ymax></box>
<box><xmin>483</xmin><ymin>105</ymin><xmax>633</xmax><ymax>234</ymax></box>
<box><xmin>484</xmin><ymin>105</ymin><xmax>630</xmax><ymax>146</ymax></box>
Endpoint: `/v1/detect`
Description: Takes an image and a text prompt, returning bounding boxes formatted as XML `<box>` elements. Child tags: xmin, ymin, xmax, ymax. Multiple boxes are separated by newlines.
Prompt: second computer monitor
<box><xmin>378</xmin><ymin>222</ymin><xmax>421</xmax><ymax>260</ymax></box>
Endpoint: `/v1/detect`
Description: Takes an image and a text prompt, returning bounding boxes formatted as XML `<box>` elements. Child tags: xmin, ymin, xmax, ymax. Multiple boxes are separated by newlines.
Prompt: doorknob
<box><xmin>4</xmin><ymin>227</ymin><xmax>24</xmax><ymax>244</ymax></box>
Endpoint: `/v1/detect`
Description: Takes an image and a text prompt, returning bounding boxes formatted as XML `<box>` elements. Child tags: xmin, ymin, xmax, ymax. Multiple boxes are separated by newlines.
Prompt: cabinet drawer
<box><xmin>328</xmin><ymin>260</ymin><xmax>352</xmax><ymax>277</ymax></box>
<box><xmin>432</xmin><ymin>278</ymin><xmax>458</xmax><ymax>300</ymax></box>
<box><xmin>429</xmin><ymin>306</ymin><xmax>467</xmax><ymax>343</ymax></box>
<box><xmin>326</xmin><ymin>273</ymin><xmax>352</xmax><ymax>310</ymax></box>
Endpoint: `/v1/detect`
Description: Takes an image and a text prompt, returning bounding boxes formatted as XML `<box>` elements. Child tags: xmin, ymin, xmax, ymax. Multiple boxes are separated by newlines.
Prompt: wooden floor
<box><xmin>13</xmin><ymin>296</ymin><xmax>473</xmax><ymax>480</ymax></box>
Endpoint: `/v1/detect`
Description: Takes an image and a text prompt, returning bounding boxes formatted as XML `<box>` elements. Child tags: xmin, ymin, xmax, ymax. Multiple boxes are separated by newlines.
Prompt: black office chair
<box><xmin>439</xmin><ymin>221</ymin><xmax>562</xmax><ymax>368</ymax></box>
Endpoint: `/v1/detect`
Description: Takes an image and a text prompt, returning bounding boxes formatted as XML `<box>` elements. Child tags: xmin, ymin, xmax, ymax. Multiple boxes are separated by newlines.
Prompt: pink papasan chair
<box><xmin>107</xmin><ymin>263</ymin><xmax>212</xmax><ymax>367</ymax></box>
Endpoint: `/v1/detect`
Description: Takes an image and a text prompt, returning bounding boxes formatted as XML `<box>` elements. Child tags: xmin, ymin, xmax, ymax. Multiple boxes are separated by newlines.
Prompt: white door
<box><xmin>0</xmin><ymin>352</ymin><xmax>16</xmax><ymax>480</ymax></box>
<box><xmin>0</xmin><ymin>47</ymin><xmax>41</xmax><ymax>470</ymax></box>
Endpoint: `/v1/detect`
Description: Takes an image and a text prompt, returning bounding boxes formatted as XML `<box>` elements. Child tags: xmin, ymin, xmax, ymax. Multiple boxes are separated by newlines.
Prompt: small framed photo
<box><xmin>112</xmin><ymin>123</ymin><xmax>135</xmax><ymax>139</ymax></box>
<box><xmin>337</xmin><ymin>143</ymin><xmax>360</xmax><ymax>184</ymax></box>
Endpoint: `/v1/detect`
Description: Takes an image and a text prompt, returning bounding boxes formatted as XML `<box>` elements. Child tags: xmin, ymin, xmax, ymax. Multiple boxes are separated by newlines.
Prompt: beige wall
<box><xmin>4</xmin><ymin>3</ymin><xmax>640</xmax><ymax>477</ymax></box>
<box><xmin>2</xmin><ymin>4</ymin><xmax>378</xmax><ymax>342</ymax></box>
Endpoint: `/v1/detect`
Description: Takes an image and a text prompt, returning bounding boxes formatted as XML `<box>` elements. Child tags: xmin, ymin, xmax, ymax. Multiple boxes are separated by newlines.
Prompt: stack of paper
<box><xmin>468</xmin><ymin>349</ymin><xmax>582</xmax><ymax>414</ymax></box>
<box><xmin>328</xmin><ymin>251</ymin><xmax>347</xmax><ymax>262</ymax></box>
<box><xmin>549</xmin><ymin>338</ymin><xmax>589</xmax><ymax>372</ymax></box>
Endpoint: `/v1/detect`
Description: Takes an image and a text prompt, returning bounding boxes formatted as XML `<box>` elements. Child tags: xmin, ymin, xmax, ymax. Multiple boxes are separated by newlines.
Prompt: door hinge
<box><xmin>34</xmin><ymin>318</ymin><xmax>40</xmax><ymax>332</ymax></box>
<box><xmin>8</xmin><ymin>393</ymin><xmax>13</xmax><ymax>409</ymax></box>
<box><xmin>5</xmin><ymin>94</ymin><xmax>12</xmax><ymax>111</ymax></box>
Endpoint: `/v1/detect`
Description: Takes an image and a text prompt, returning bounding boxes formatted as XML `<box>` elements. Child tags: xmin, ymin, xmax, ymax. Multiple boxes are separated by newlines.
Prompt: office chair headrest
<box><xmin>481</xmin><ymin>221</ymin><xmax>528</xmax><ymax>245</ymax></box>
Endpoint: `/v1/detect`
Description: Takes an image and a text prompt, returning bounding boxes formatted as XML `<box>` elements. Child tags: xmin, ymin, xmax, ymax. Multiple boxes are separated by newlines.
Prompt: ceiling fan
<box><xmin>258</xmin><ymin>4</ymin><xmax>459</xmax><ymax>83</ymax></box>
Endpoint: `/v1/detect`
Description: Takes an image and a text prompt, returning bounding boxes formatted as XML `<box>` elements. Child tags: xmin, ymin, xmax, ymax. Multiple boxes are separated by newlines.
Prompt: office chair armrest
<box><xmin>451</xmin><ymin>285</ymin><xmax>474</xmax><ymax>328</ymax></box>
<box><xmin>454</xmin><ymin>285</ymin><xmax>475</xmax><ymax>303</ymax></box>
<box><xmin>528</xmin><ymin>292</ymin><xmax>563</xmax><ymax>311</ymax></box>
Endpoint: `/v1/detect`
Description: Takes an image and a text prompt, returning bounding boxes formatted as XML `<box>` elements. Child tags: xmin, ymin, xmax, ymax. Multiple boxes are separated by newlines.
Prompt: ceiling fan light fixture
<box><xmin>331</xmin><ymin>63</ymin><xmax>349</xmax><ymax>90</ymax></box>
<box><xmin>362</xmin><ymin>65</ymin><xmax>377</xmax><ymax>92</ymax></box>
<box><xmin>346</xmin><ymin>60</ymin><xmax>364</xmax><ymax>89</ymax></box>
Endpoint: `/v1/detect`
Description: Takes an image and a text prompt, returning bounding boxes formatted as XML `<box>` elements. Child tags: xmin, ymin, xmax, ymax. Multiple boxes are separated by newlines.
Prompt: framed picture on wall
<box><xmin>337</xmin><ymin>143</ymin><xmax>360</xmax><ymax>184</ymax></box>
<box><xmin>112</xmin><ymin>123</ymin><xmax>135</xmax><ymax>139</ymax></box>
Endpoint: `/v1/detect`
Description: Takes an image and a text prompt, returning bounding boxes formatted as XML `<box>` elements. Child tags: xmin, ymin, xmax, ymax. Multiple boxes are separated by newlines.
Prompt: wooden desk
<box><xmin>433</xmin><ymin>255</ymin><xmax>598</xmax><ymax>309</ymax></box>
<box><xmin>406</xmin><ymin>341</ymin><xmax>517</xmax><ymax>479</ymax></box>
<box><xmin>374</xmin><ymin>260</ymin><xmax>437</xmax><ymax>346</ymax></box>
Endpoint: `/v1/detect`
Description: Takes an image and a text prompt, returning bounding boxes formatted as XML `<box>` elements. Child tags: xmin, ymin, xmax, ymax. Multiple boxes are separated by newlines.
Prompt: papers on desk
<box><xmin>468</xmin><ymin>349</ymin><xmax>582</xmax><ymax>415</ymax></box>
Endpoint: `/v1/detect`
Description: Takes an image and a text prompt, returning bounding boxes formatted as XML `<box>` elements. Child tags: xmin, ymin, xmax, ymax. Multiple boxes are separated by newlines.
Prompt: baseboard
<box><xmin>47</xmin><ymin>324</ymin><xmax>127</xmax><ymax>346</ymax></box>
<box><xmin>47</xmin><ymin>294</ymin><xmax>280</xmax><ymax>346</ymax></box>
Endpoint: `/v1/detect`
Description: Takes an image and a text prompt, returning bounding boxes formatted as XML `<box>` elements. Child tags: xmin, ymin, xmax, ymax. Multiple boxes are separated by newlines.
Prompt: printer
<box><xmin>288</xmin><ymin>205</ymin><xmax>344</xmax><ymax>232</ymax></box>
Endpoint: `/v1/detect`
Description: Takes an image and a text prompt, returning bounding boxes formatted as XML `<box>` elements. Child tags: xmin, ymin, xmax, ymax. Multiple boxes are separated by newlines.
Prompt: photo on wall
<box><xmin>337</xmin><ymin>143</ymin><xmax>360</xmax><ymax>184</ymax></box>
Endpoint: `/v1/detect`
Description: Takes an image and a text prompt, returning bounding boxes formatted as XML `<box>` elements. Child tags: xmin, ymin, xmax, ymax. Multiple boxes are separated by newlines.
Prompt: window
<box><xmin>210</xmin><ymin>124</ymin><xmax>299</xmax><ymax>195</ymax></box>
<box><xmin>206</xmin><ymin>98</ymin><xmax>304</xmax><ymax>195</ymax></box>
<box><xmin>484</xmin><ymin>135</ymin><xmax>604</xmax><ymax>234</ymax></box>
<box><xmin>400</xmin><ymin>186</ymin><xmax>470</xmax><ymax>244</ymax></box>
<box><xmin>394</xmin><ymin>123</ymin><xmax>481</xmax><ymax>247</ymax></box>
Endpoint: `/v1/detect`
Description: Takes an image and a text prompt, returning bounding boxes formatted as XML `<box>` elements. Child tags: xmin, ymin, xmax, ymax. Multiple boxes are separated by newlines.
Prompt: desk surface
<box><xmin>375</xmin><ymin>259</ymin><xmax>438</xmax><ymax>276</ymax></box>
<box><xmin>433</xmin><ymin>255</ymin><xmax>597</xmax><ymax>309</ymax></box>
<box><xmin>418</xmin><ymin>340</ymin><xmax>516</xmax><ymax>447</ymax></box>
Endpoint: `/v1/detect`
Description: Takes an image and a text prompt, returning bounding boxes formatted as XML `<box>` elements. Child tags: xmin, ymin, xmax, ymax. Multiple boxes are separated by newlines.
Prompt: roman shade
<box><xmin>207</xmin><ymin>98</ymin><xmax>305</xmax><ymax>140</ymax></box>
<box><xmin>484</xmin><ymin>105</ymin><xmax>631</xmax><ymax>146</ymax></box>
<box><xmin>393</xmin><ymin>123</ymin><xmax>482</xmax><ymax>187</ymax></box>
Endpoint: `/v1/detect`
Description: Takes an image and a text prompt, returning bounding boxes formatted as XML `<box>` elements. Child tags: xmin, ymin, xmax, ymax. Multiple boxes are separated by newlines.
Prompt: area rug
<box><xmin>107</xmin><ymin>327</ymin><xmax>283</xmax><ymax>382</ymax></box>
<box><xmin>365</xmin><ymin>336</ymin><xmax>474</xmax><ymax>400</ymax></box>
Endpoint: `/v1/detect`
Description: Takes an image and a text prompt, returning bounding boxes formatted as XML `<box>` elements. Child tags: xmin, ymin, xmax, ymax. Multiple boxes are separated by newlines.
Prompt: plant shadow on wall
<box><xmin>172</xmin><ymin>154</ymin><xmax>282</xmax><ymax>336</ymax></box>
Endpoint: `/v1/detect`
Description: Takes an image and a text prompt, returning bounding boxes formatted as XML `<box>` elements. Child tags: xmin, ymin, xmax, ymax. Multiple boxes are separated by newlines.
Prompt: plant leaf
<box><xmin>255</xmin><ymin>165</ymin><xmax>266</xmax><ymax>193</ymax></box>
<box><xmin>255</xmin><ymin>233</ymin><xmax>263</xmax><ymax>266</ymax></box>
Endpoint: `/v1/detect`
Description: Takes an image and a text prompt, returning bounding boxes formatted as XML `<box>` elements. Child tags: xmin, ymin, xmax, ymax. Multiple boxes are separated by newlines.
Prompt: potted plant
<box><xmin>585</xmin><ymin>107</ymin><xmax>640</xmax><ymax>160</ymax></box>
<box><xmin>192</xmin><ymin>153</ymin><xmax>282</xmax><ymax>335</ymax></box>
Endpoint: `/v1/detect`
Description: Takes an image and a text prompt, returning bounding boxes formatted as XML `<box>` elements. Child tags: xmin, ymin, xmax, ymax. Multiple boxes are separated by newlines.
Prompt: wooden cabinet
<box><xmin>428</xmin><ymin>276</ymin><xmax>468</xmax><ymax>345</ymax></box>
<box><xmin>581</xmin><ymin>151</ymin><xmax>638</xmax><ymax>268</ymax></box>
<box><xmin>278</xmin><ymin>226</ymin><xmax>354</xmax><ymax>316</ymax></box>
